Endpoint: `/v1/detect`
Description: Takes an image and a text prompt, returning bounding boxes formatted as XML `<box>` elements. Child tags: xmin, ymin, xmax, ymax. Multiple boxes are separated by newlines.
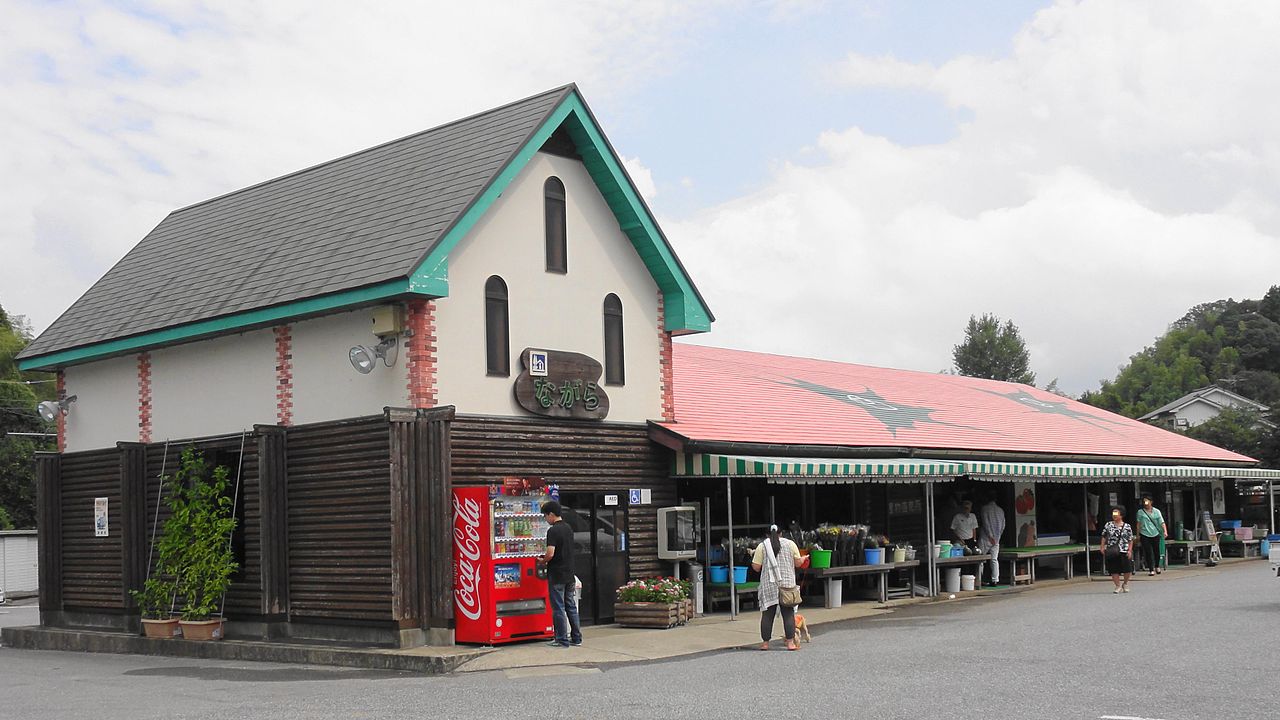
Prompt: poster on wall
<box><xmin>1210</xmin><ymin>480</ymin><xmax>1226</xmax><ymax>515</ymax></box>
<box><xmin>94</xmin><ymin>497</ymin><xmax>108</xmax><ymax>537</ymax></box>
<box><xmin>1013</xmin><ymin>482</ymin><xmax>1036</xmax><ymax>547</ymax></box>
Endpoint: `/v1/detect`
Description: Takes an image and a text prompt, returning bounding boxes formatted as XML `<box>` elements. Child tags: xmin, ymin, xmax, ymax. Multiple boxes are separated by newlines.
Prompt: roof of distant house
<box><xmin>1137</xmin><ymin>386</ymin><xmax>1270</xmax><ymax>421</ymax></box>
<box><xmin>656</xmin><ymin>344</ymin><xmax>1256</xmax><ymax>465</ymax></box>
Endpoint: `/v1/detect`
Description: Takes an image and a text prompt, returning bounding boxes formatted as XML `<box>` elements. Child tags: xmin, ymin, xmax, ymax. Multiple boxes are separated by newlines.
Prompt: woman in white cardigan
<box><xmin>750</xmin><ymin>524</ymin><xmax>806</xmax><ymax>651</ymax></box>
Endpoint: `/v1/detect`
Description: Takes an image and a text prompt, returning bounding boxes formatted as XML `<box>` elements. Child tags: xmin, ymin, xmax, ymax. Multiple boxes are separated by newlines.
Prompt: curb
<box><xmin>0</xmin><ymin>626</ymin><xmax>468</xmax><ymax>674</ymax></box>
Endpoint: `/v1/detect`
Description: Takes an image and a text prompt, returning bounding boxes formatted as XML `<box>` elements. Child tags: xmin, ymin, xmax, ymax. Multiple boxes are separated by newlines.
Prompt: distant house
<box><xmin>1138</xmin><ymin>386</ymin><xmax>1272</xmax><ymax>429</ymax></box>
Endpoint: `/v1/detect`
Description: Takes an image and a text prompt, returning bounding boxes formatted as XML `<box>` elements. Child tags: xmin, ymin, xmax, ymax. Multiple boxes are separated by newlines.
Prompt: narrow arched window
<box><xmin>485</xmin><ymin>276</ymin><xmax>509</xmax><ymax>376</ymax></box>
<box><xmin>545</xmin><ymin>177</ymin><xmax>567</xmax><ymax>273</ymax></box>
<box><xmin>603</xmin><ymin>293</ymin><xmax>624</xmax><ymax>385</ymax></box>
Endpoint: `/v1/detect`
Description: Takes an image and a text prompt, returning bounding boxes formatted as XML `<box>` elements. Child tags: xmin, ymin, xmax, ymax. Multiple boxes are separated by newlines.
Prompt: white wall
<box><xmin>434</xmin><ymin>151</ymin><xmax>663</xmax><ymax>422</ymax></box>
<box><xmin>290</xmin><ymin>308</ymin><xmax>409</xmax><ymax>425</ymax></box>
<box><xmin>1179</xmin><ymin>401</ymin><xmax>1224</xmax><ymax>428</ymax></box>
<box><xmin>151</xmin><ymin>328</ymin><xmax>276</xmax><ymax>441</ymax></box>
<box><xmin>63</xmin><ymin>354</ymin><xmax>139</xmax><ymax>452</ymax></box>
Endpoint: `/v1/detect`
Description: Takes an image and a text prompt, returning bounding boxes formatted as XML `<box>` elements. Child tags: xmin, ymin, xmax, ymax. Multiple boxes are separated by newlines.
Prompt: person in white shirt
<box><xmin>951</xmin><ymin>500</ymin><xmax>979</xmax><ymax>550</ymax></box>
<box><xmin>978</xmin><ymin>496</ymin><xmax>1006</xmax><ymax>586</ymax></box>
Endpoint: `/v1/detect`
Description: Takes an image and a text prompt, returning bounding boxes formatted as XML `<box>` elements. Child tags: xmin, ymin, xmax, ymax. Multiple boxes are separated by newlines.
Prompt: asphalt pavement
<box><xmin>2</xmin><ymin>562</ymin><xmax>1276</xmax><ymax>719</ymax></box>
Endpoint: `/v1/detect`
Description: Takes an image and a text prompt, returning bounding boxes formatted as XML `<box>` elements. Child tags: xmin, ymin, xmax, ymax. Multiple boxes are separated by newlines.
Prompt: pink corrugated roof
<box><xmin>661</xmin><ymin>343</ymin><xmax>1255</xmax><ymax>464</ymax></box>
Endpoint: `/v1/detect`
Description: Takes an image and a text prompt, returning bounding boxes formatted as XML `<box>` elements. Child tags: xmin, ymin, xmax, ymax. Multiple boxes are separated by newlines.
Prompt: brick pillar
<box><xmin>55</xmin><ymin>370</ymin><xmax>66</xmax><ymax>452</ymax></box>
<box><xmin>137</xmin><ymin>352</ymin><xmax>152</xmax><ymax>443</ymax></box>
<box><xmin>405</xmin><ymin>299</ymin><xmax>437</xmax><ymax>409</ymax></box>
<box><xmin>273</xmin><ymin>325</ymin><xmax>293</xmax><ymax>426</ymax></box>
<box><xmin>657</xmin><ymin>293</ymin><xmax>675</xmax><ymax>422</ymax></box>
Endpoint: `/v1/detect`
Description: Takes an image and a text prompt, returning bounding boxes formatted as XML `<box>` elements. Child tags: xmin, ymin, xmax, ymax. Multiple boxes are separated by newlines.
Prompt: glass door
<box><xmin>557</xmin><ymin>492</ymin><xmax>629</xmax><ymax>625</ymax></box>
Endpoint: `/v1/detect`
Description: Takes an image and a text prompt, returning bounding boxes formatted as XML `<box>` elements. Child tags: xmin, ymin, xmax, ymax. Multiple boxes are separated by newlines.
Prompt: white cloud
<box><xmin>621</xmin><ymin>156</ymin><xmax>658</xmax><ymax>201</ymax></box>
<box><xmin>670</xmin><ymin>0</ymin><xmax>1280</xmax><ymax>395</ymax></box>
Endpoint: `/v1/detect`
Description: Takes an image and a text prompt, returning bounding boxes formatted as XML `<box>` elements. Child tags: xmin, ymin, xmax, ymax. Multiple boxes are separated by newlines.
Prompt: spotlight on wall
<box><xmin>349</xmin><ymin>337</ymin><xmax>398</xmax><ymax>374</ymax></box>
<box><xmin>37</xmin><ymin>395</ymin><xmax>78</xmax><ymax>422</ymax></box>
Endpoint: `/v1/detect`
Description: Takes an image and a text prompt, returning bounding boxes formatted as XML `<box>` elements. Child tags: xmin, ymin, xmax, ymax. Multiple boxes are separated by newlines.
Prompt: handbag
<box><xmin>779</xmin><ymin>584</ymin><xmax>802</xmax><ymax>607</ymax></box>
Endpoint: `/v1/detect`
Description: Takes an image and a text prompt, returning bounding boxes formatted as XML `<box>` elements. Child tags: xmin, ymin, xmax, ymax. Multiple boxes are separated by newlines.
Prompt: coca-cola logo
<box><xmin>454</xmin><ymin>495</ymin><xmax>483</xmax><ymax>621</ymax></box>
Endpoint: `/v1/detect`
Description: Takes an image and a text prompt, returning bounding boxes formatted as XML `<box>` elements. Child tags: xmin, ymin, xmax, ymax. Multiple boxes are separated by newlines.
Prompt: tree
<box><xmin>0</xmin><ymin>301</ymin><xmax>55</xmax><ymax>528</ymax></box>
<box><xmin>1184</xmin><ymin>406</ymin><xmax>1268</xmax><ymax>460</ymax></box>
<box><xmin>952</xmin><ymin>313</ymin><xmax>1036</xmax><ymax>384</ymax></box>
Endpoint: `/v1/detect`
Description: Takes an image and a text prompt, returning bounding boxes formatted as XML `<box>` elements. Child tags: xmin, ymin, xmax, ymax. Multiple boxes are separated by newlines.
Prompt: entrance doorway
<box><xmin>558</xmin><ymin>492</ymin><xmax>629</xmax><ymax>625</ymax></box>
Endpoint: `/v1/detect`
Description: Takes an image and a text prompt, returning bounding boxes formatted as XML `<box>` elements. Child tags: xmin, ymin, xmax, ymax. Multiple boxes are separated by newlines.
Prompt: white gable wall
<box><xmin>433</xmin><ymin>151</ymin><xmax>663</xmax><ymax>422</ymax></box>
<box><xmin>151</xmin><ymin>328</ymin><xmax>276</xmax><ymax>442</ymax></box>
<box><xmin>62</xmin><ymin>355</ymin><xmax>138</xmax><ymax>452</ymax></box>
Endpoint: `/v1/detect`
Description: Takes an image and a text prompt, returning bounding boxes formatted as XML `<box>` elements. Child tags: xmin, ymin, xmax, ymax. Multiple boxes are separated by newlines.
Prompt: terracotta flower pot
<box><xmin>141</xmin><ymin>617</ymin><xmax>181</xmax><ymax>639</ymax></box>
<box><xmin>178</xmin><ymin>619</ymin><xmax>225</xmax><ymax>641</ymax></box>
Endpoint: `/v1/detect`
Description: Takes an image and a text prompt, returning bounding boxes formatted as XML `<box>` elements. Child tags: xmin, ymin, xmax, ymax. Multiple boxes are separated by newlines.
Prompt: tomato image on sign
<box><xmin>513</xmin><ymin>348</ymin><xmax>610</xmax><ymax>420</ymax></box>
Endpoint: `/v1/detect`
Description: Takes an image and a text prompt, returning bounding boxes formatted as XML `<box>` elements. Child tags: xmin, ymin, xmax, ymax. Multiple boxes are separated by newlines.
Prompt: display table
<box><xmin>999</xmin><ymin>544</ymin><xmax>1085</xmax><ymax>584</ymax></box>
<box><xmin>934</xmin><ymin>553</ymin><xmax>993</xmax><ymax>588</ymax></box>
<box><xmin>1220</xmin><ymin>539</ymin><xmax>1262</xmax><ymax>558</ymax></box>
<box><xmin>1166</xmin><ymin>539</ymin><xmax>1213</xmax><ymax>565</ymax></box>
<box><xmin>799</xmin><ymin>560</ymin><xmax>920</xmax><ymax>608</ymax></box>
<box><xmin>706</xmin><ymin>581</ymin><xmax>759</xmax><ymax>613</ymax></box>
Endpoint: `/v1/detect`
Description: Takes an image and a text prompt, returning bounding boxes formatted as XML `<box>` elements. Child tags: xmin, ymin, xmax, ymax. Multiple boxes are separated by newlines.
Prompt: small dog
<box><xmin>793</xmin><ymin>613</ymin><xmax>812</xmax><ymax>643</ymax></box>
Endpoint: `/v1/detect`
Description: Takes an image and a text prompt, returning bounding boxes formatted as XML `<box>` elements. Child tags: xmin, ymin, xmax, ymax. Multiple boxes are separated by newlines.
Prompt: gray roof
<box><xmin>1137</xmin><ymin>385</ymin><xmax>1269</xmax><ymax>420</ymax></box>
<box><xmin>21</xmin><ymin>84</ymin><xmax>574</xmax><ymax>361</ymax></box>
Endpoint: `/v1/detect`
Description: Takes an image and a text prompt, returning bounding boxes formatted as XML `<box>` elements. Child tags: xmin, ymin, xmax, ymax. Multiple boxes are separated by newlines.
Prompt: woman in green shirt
<box><xmin>1136</xmin><ymin>496</ymin><xmax>1168</xmax><ymax>576</ymax></box>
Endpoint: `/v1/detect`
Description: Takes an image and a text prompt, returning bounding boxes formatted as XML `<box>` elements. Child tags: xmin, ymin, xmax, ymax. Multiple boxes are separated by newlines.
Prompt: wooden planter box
<box><xmin>616</xmin><ymin>601</ymin><xmax>681</xmax><ymax>629</ymax></box>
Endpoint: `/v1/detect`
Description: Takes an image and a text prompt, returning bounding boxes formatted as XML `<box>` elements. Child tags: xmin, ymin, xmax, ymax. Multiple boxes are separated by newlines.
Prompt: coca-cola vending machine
<box><xmin>453</xmin><ymin>482</ymin><xmax>557</xmax><ymax>645</ymax></box>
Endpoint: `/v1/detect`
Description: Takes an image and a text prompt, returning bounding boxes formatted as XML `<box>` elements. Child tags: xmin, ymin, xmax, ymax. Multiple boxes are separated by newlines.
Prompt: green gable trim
<box><xmin>409</xmin><ymin>91</ymin><xmax>713</xmax><ymax>334</ymax></box>
<box><xmin>17</xmin><ymin>279</ymin><xmax>413</xmax><ymax>371</ymax></box>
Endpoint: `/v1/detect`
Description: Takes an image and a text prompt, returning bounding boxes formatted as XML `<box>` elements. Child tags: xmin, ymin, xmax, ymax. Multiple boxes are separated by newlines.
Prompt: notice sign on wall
<box><xmin>94</xmin><ymin>497</ymin><xmax>108</xmax><ymax>537</ymax></box>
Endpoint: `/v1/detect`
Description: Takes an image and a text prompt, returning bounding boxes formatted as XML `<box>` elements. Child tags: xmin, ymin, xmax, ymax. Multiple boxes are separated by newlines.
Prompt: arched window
<box><xmin>485</xmin><ymin>276</ymin><xmax>510</xmax><ymax>376</ymax></box>
<box><xmin>544</xmin><ymin>177</ymin><xmax>567</xmax><ymax>273</ymax></box>
<box><xmin>603</xmin><ymin>294</ymin><xmax>624</xmax><ymax>385</ymax></box>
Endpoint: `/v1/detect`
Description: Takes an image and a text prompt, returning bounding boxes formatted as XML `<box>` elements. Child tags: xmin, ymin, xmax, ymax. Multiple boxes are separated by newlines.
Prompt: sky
<box><xmin>3</xmin><ymin>0</ymin><xmax>1280</xmax><ymax>395</ymax></box>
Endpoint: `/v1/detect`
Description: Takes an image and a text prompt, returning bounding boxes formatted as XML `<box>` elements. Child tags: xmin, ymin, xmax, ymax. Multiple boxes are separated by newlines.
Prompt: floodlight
<box><xmin>37</xmin><ymin>395</ymin><xmax>77</xmax><ymax>422</ymax></box>
<box><xmin>348</xmin><ymin>337</ymin><xmax>398</xmax><ymax>374</ymax></box>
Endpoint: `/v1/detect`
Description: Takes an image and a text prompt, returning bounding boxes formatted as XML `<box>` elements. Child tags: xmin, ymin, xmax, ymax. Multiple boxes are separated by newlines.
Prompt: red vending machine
<box><xmin>453</xmin><ymin>482</ymin><xmax>557</xmax><ymax>645</ymax></box>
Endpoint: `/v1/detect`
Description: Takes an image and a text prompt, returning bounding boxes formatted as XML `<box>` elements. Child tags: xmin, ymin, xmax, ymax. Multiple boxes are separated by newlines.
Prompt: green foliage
<box><xmin>952</xmin><ymin>313</ymin><xmax>1037</xmax><ymax>384</ymax></box>
<box><xmin>153</xmin><ymin>448</ymin><xmax>239</xmax><ymax>621</ymax></box>
<box><xmin>0</xmin><ymin>301</ymin><xmax>55</xmax><ymax>529</ymax></box>
<box><xmin>0</xmin><ymin>505</ymin><xmax>14</xmax><ymax>530</ymax></box>
<box><xmin>1084</xmin><ymin>286</ymin><xmax>1280</xmax><ymax>418</ymax></box>
<box><xmin>130</xmin><ymin>576</ymin><xmax>176</xmax><ymax>620</ymax></box>
<box><xmin>1185</xmin><ymin>406</ymin><xmax>1269</xmax><ymax>460</ymax></box>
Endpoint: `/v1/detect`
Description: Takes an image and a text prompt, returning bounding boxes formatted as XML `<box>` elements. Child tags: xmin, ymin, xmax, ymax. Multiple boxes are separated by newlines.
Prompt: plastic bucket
<box><xmin>1262</xmin><ymin>539</ymin><xmax>1271</xmax><ymax>558</ymax></box>
<box><xmin>951</xmin><ymin>546</ymin><xmax>965</xmax><ymax>557</ymax></box>
<box><xmin>708</xmin><ymin>565</ymin><xmax>729</xmax><ymax>584</ymax></box>
<box><xmin>938</xmin><ymin>542</ymin><xmax>951</xmax><ymax>558</ymax></box>
<box><xmin>960</xmin><ymin>574</ymin><xmax>976</xmax><ymax>591</ymax></box>
<box><xmin>809</xmin><ymin>549</ymin><xmax>833</xmax><ymax>568</ymax></box>
<box><xmin>944</xmin><ymin>568</ymin><xmax>961</xmax><ymax>593</ymax></box>
<box><xmin>863</xmin><ymin>548</ymin><xmax>883</xmax><ymax>565</ymax></box>
<box><xmin>892</xmin><ymin>547</ymin><xmax>907</xmax><ymax>563</ymax></box>
<box><xmin>732</xmin><ymin>566</ymin><xmax>748</xmax><ymax>584</ymax></box>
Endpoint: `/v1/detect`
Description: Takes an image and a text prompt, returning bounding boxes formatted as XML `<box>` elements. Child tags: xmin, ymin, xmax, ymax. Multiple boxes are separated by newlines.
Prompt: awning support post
<box><xmin>925</xmin><ymin>481</ymin><xmax>936</xmax><ymax>597</ymax></box>
<box><xmin>1269</xmin><ymin>480</ymin><xmax>1275</xmax><ymax>542</ymax></box>
<box><xmin>1083</xmin><ymin>486</ymin><xmax>1092</xmax><ymax>580</ymax></box>
<box><xmin>726</xmin><ymin>475</ymin><xmax>736</xmax><ymax>620</ymax></box>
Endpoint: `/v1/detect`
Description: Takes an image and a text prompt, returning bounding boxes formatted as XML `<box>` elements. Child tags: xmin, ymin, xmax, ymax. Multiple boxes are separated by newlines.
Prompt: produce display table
<box><xmin>933</xmin><ymin>553</ymin><xmax>993</xmax><ymax>589</ymax></box>
<box><xmin>1166</xmin><ymin>539</ymin><xmax>1213</xmax><ymax>565</ymax></box>
<box><xmin>1220</xmin><ymin>539</ymin><xmax>1262</xmax><ymax>558</ymax></box>
<box><xmin>999</xmin><ymin>544</ymin><xmax>1085</xmax><ymax>584</ymax></box>
<box><xmin>706</xmin><ymin>581</ymin><xmax>759</xmax><ymax>613</ymax></box>
<box><xmin>799</xmin><ymin>560</ymin><xmax>919</xmax><ymax>608</ymax></box>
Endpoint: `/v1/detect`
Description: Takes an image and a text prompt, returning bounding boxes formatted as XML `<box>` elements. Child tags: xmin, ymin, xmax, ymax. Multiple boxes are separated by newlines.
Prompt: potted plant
<box><xmin>131</xmin><ymin>576</ymin><xmax>180</xmax><ymax>638</ymax></box>
<box><xmin>166</xmin><ymin>448</ymin><xmax>239</xmax><ymax>641</ymax></box>
<box><xmin>615</xmin><ymin>577</ymin><xmax>685</xmax><ymax>629</ymax></box>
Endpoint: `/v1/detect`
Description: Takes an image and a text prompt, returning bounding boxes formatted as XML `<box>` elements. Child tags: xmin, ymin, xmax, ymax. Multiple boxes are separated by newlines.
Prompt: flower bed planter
<box><xmin>615</xmin><ymin>601</ymin><xmax>681</xmax><ymax>629</ymax></box>
<box><xmin>178</xmin><ymin>619</ymin><xmax>225</xmax><ymax>641</ymax></box>
<box><xmin>141</xmin><ymin>618</ymin><xmax>181</xmax><ymax>639</ymax></box>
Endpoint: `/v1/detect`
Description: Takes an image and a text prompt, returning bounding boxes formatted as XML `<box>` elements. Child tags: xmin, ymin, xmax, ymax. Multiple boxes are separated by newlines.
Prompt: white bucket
<box><xmin>960</xmin><ymin>574</ymin><xmax>976</xmax><ymax>591</ymax></box>
<box><xmin>944</xmin><ymin>568</ymin><xmax>961</xmax><ymax>593</ymax></box>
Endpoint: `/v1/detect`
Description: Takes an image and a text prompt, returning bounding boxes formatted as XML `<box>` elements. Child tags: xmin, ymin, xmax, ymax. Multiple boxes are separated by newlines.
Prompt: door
<box><xmin>558</xmin><ymin>492</ymin><xmax>629</xmax><ymax>625</ymax></box>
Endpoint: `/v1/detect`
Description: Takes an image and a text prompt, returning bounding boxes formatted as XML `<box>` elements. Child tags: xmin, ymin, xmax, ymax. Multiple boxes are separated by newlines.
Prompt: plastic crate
<box><xmin>1219</xmin><ymin>520</ymin><xmax>1242</xmax><ymax>530</ymax></box>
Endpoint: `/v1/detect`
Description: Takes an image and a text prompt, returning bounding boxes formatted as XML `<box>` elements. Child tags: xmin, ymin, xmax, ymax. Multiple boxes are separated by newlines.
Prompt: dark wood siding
<box><xmin>286</xmin><ymin>417</ymin><xmax>393</xmax><ymax>622</ymax></box>
<box><xmin>59</xmin><ymin>448</ymin><xmax>123</xmax><ymax>610</ymax></box>
<box><xmin>450</xmin><ymin>415</ymin><xmax>673</xmax><ymax>578</ymax></box>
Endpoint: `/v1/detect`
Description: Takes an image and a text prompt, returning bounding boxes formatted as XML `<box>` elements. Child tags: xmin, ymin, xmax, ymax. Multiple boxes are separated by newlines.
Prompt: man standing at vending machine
<box><xmin>541</xmin><ymin>501</ymin><xmax>582</xmax><ymax>648</ymax></box>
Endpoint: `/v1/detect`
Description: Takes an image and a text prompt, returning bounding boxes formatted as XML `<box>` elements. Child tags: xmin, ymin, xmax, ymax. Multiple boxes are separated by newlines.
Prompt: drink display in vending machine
<box><xmin>453</xmin><ymin>481</ymin><xmax>559</xmax><ymax>644</ymax></box>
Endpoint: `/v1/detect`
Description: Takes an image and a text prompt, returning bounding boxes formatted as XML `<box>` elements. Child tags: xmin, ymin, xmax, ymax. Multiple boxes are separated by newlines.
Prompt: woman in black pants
<box><xmin>1136</xmin><ymin>496</ymin><xmax>1168</xmax><ymax>575</ymax></box>
<box><xmin>750</xmin><ymin>525</ymin><xmax>805</xmax><ymax>650</ymax></box>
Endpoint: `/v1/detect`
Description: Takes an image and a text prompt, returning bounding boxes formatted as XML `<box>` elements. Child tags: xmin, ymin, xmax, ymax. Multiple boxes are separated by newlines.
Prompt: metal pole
<box><xmin>703</xmin><ymin>496</ymin><xmax>712</xmax><ymax>615</ymax></box>
<box><xmin>925</xmin><ymin>481</ymin><xmax>936</xmax><ymax>597</ymax></box>
<box><xmin>726</xmin><ymin>476</ymin><xmax>736</xmax><ymax>619</ymax></box>
<box><xmin>1269</xmin><ymin>480</ymin><xmax>1275</xmax><ymax>539</ymax></box>
<box><xmin>1083</xmin><ymin>485</ymin><xmax>1091</xmax><ymax>580</ymax></box>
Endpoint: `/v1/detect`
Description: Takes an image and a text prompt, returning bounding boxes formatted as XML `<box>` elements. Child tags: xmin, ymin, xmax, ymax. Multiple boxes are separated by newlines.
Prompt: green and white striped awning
<box><xmin>672</xmin><ymin>452</ymin><xmax>964</xmax><ymax>482</ymax></box>
<box><xmin>671</xmin><ymin>453</ymin><xmax>1280</xmax><ymax>483</ymax></box>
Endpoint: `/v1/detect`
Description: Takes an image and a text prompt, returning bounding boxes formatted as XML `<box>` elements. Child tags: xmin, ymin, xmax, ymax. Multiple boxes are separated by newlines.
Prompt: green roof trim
<box><xmin>409</xmin><ymin>90</ymin><xmax>713</xmax><ymax>334</ymax></box>
<box><xmin>17</xmin><ymin>279</ymin><xmax>411</xmax><ymax>371</ymax></box>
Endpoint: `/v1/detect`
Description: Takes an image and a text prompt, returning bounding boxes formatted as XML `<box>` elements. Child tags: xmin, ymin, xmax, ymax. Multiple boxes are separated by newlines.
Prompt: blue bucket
<box><xmin>733</xmin><ymin>566</ymin><xmax>748</xmax><ymax>584</ymax></box>
<box><xmin>863</xmin><ymin>548</ymin><xmax>883</xmax><ymax>564</ymax></box>
<box><xmin>1263</xmin><ymin>539</ymin><xmax>1271</xmax><ymax>558</ymax></box>
<box><xmin>709</xmin><ymin>565</ymin><xmax>729</xmax><ymax>583</ymax></box>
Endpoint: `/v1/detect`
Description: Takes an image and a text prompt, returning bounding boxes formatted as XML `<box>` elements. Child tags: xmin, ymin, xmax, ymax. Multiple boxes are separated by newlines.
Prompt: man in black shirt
<box><xmin>541</xmin><ymin>501</ymin><xmax>582</xmax><ymax>648</ymax></box>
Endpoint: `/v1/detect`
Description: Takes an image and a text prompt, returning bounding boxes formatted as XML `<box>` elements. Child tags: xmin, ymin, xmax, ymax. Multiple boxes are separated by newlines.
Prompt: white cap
<box><xmin>769</xmin><ymin>524</ymin><xmax>778</xmax><ymax>533</ymax></box>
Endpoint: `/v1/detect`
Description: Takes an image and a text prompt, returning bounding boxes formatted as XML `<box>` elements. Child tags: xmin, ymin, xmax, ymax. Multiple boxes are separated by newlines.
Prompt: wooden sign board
<box><xmin>513</xmin><ymin>348</ymin><xmax>610</xmax><ymax>420</ymax></box>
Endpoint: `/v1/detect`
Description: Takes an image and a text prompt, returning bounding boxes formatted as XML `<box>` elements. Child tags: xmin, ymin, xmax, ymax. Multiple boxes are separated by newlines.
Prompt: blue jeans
<box><xmin>547</xmin><ymin>580</ymin><xmax>582</xmax><ymax>646</ymax></box>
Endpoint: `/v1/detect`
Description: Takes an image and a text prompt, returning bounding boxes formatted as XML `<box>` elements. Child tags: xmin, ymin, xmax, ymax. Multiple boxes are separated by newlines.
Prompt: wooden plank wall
<box><xmin>286</xmin><ymin>417</ymin><xmax>393</xmax><ymax>622</ymax></box>
<box><xmin>450</xmin><ymin>415</ymin><xmax>673</xmax><ymax>579</ymax></box>
<box><xmin>35</xmin><ymin>453</ymin><xmax>62</xmax><ymax>613</ymax></box>
<box><xmin>58</xmin><ymin>448</ymin><xmax>123</xmax><ymax>610</ymax></box>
